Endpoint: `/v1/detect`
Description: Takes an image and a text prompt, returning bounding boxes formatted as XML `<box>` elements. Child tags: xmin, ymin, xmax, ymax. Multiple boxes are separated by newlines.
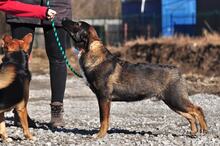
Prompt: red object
<box><xmin>0</xmin><ymin>0</ymin><xmax>47</xmax><ymax>19</ymax></box>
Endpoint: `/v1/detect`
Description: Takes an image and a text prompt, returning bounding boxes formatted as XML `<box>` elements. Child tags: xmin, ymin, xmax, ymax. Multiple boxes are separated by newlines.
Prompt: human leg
<box><xmin>43</xmin><ymin>26</ymin><xmax>67</xmax><ymax>127</ymax></box>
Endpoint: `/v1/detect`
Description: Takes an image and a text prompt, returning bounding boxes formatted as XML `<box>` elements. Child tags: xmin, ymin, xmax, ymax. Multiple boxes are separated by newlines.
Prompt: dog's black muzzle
<box><xmin>62</xmin><ymin>18</ymin><xmax>81</xmax><ymax>42</ymax></box>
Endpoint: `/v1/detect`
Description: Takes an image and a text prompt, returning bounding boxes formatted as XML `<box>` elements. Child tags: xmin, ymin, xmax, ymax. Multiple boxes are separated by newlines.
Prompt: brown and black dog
<box><xmin>0</xmin><ymin>33</ymin><xmax>33</xmax><ymax>141</ymax></box>
<box><xmin>62</xmin><ymin>19</ymin><xmax>208</xmax><ymax>138</ymax></box>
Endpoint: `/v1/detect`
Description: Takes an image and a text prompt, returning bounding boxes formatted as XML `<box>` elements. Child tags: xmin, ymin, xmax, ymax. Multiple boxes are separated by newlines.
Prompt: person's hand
<box><xmin>46</xmin><ymin>9</ymin><xmax>57</xmax><ymax>20</ymax></box>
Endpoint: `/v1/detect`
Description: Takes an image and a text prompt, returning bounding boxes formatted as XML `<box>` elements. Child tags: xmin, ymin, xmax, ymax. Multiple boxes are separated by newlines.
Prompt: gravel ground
<box><xmin>2</xmin><ymin>74</ymin><xmax>220</xmax><ymax>146</ymax></box>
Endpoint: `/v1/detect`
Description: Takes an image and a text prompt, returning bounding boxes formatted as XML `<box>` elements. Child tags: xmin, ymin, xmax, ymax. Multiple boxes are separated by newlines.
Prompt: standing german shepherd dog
<box><xmin>0</xmin><ymin>33</ymin><xmax>33</xmax><ymax>141</ymax></box>
<box><xmin>62</xmin><ymin>19</ymin><xmax>208</xmax><ymax>138</ymax></box>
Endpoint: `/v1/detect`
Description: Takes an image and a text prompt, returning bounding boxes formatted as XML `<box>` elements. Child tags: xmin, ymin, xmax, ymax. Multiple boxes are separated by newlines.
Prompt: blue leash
<box><xmin>46</xmin><ymin>0</ymin><xmax>82</xmax><ymax>78</ymax></box>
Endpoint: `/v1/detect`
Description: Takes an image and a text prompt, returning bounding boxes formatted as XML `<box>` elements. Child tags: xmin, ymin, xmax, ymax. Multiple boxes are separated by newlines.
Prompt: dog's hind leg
<box><xmin>176</xmin><ymin>105</ymin><xmax>207</xmax><ymax>135</ymax></box>
<box><xmin>95</xmin><ymin>99</ymin><xmax>111</xmax><ymax>138</ymax></box>
<box><xmin>176</xmin><ymin>109</ymin><xmax>198</xmax><ymax>136</ymax></box>
<box><xmin>187</xmin><ymin>105</ymin><xmax>208</xmax><ymax>134</ymax></box>
<box><xmin>163</xmin><ymin>79</ymin><xmax>208</xmax><ymax>136</ymax></box>
<box><xmin>163</xmin><ymin>96</ymin><xmax>199</xmax><ymax>136</ymax></box>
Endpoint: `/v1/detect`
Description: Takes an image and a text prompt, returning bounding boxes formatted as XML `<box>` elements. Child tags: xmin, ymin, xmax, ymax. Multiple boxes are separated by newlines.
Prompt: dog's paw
<box><xmin>2</xmin><ymin>137</ymin><xmax>13</xmax><ymax>143</ymax></box>
<box><xmin>200</xmin><ymin>129</ymin><xmax>208</xmax><ymax>135</ymax></box>
<box><xmin>24</xmin><ymin>133</ymin><xmax>36</xmax><ymax>141</ymax></box>
<box><xmin>92</xmin><ymin>132</ymin><xmax>107</xmax><ymax>139</ymax></box>
<box><xmin>30</xmin><ymin>136</ymin><xmax>37</xmax><ymax>142</ymax></box>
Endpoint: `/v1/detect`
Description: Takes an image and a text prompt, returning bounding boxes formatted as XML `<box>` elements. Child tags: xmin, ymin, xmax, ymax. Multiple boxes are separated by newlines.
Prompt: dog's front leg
<box><xmin>15</xmin><ymin>101</ymin><xmax>34</xmax><ymax>140</ymax></box>
<box><xmin>0</xmin><ymin>112</ymin><xmax>10</xmax><ymax>142</ymax></box>
<box><xmin>95</xmin><ymin>98</ymin><xmax>111</xmax><ymax>138</ymax></box>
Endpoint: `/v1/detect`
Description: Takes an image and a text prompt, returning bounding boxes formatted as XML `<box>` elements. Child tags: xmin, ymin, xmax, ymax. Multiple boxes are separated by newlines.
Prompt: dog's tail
<box><xmin>0</xmin><ymin>65</ymin><xmax>16</xmax><ymax>89</ymax></box>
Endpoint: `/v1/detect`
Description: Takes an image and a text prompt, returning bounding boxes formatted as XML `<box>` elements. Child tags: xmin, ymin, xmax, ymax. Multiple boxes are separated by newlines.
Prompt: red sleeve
<box><xmin>0</xmin><ymin>0</ymin><xmax>47</xmax><ymax>19</ymax></box>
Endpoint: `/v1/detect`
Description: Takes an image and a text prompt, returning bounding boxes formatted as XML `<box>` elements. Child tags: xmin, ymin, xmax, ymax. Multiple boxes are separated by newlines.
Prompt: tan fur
<box><xmin>19</xmin><ymin>33</ymin><xmax>33</xmax><ymax>52</ymax></box>
<box><xmin>178</xmin><ymin>111</ymin><xmax>197</xmax><ymax>135</ymax></box>
<box><xmin>88</xmin><ymin>27</ymin><xmax>100</xmax><ymax>42</ymax></box>
<box><xmin>84</xmin><ymin>41</ymin><xmax>106</xmax><ymax>69</ymax></box>
<box><xmin>107</xmin><ymin>64</ymin><xmax>122</xmax><ymax>95</ymax></box>
<box><xmin>0</xmin><ymin>65</ymin><xmax>16</xmax><ymax>89</ymax></box>
<box><xmin>0</xmin><ymin>113</ymin><xmax>8</xmax><ymax>141</ymax></box>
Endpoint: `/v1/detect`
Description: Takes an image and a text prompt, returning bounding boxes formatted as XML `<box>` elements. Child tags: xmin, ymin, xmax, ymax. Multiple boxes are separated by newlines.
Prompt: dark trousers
<box><xmin>10</xmin><ymin>23</ymin><xmax>67</xmax><ymax>103</ymax></box>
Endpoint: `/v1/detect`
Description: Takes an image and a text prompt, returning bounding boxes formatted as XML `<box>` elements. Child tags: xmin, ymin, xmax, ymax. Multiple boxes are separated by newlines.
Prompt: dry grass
<box><xmin>123</xmin><ymin>32</ymin><xmax>220</xmax><ymax>48</ymax></box>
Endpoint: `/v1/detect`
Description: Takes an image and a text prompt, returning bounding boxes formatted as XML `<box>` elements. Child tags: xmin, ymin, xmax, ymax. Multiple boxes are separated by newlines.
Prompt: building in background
<box><xmin>121</xmin><ymin>0</ymin><xmax>197</xmax><ymax>38</ymax></box>
<box><xmin>162</xmin><ymin>0</ymin><xmax>196</xmax><ymax>36</ymax></box>
<box><xmin>121</xmin><ymin>0</ymin><xmax>162</xmax><ymax>40</ymax></box>
<box><xmin>122</xmin><ymin>0</ymin><xmax>220</xmax><ymax>37</ymax></box>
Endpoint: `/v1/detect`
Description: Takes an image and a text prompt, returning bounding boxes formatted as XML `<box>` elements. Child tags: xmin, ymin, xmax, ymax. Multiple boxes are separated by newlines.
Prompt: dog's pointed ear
<box><xmin>5</xmin><ymin>40</ymin><xmax>20</xmax><ymax>52</ymax></box>
<box><xmin>22</xmin><ymin>33</ymin><xmax>33</xmax><ymax>44</ymax></box>
<box><xmin>88</xmin><ymin>27</ymin><xmax>100</xmax><ymax>41</ymax></box>
<box><xmin>20</xmin><ymin>33</ymin><xmax>33</xmax><ymax>52</ymax></box>
<box><xmin>2</xmin><ymin>34</ymin><xmax>12</xmax><ymax>45</ymax></box>
<box><xmin>2</xmin><ymin>34</ymin><xmax>13</xmax><ymax>51</ymax></box>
